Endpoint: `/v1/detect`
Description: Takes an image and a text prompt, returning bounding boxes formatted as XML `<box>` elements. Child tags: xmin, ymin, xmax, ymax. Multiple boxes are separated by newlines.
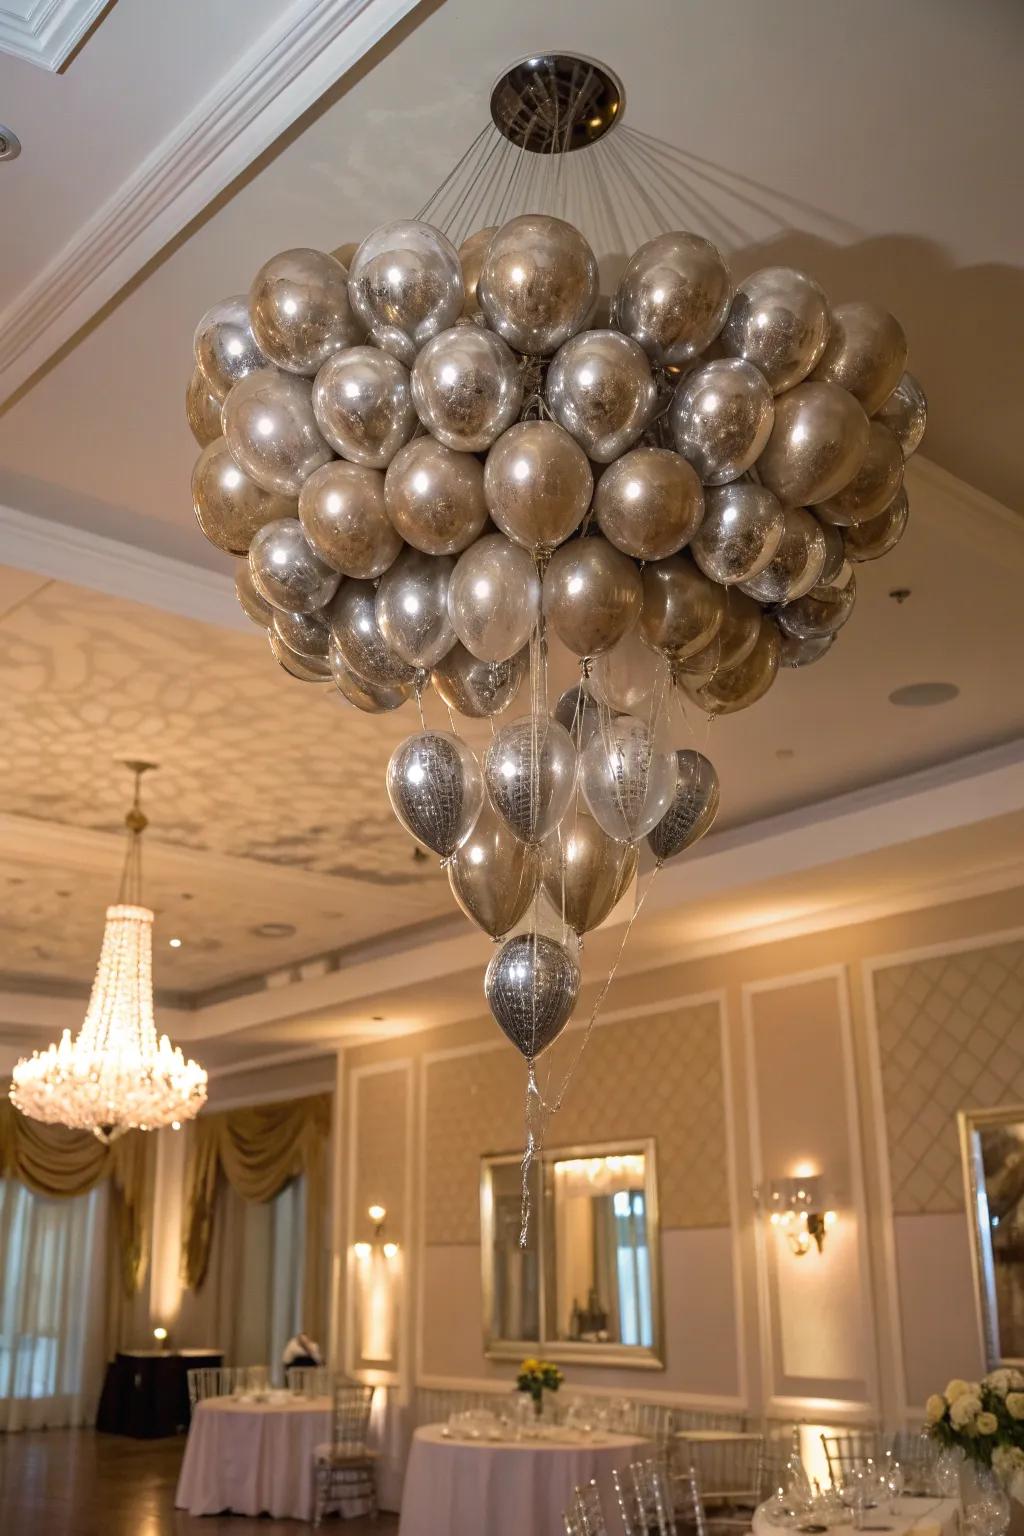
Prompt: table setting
<box><xmin>175</xmin><ymin>1391</ymin><xmax>333</xmax><ymax>1521</ymax></box>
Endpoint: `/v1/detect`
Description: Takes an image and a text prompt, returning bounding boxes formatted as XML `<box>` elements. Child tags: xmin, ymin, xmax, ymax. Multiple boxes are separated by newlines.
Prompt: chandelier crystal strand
<box><xmin>10</xmin><ymin>764</ymin><xmax>207</xmax><ymax>1143</ymax></box>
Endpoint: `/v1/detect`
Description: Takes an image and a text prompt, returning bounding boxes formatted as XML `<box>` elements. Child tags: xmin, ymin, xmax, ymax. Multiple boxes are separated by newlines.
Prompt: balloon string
<box><xmin>519</xmin><ymin>1058</ymin><xmax>542</xmax><ymax>1248</ymax></box>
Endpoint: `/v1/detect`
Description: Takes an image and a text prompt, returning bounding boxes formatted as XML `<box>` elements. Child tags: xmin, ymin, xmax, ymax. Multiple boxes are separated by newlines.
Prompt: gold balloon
<box><xmin>331</xmin><ymin>242</ymin><xmax>358</xmax><ymax>267</ymax></box>
<box><xmin>594</xmin><ymin>446</ymin><xmax>704</xmax><ymax>561</ymax></box>
<box><xmin>614</xmin><ymin>231</ymin><xmax>732</xmax><ymax>366</ymax></box>
<box><xmin>545</xmin><ymin>329</ymin><xmax>657</xmax><ymax>462</ymax></box>
<box><xmin>844</xmin><ymin>487</ymin><xmax>909</xmax><ymax>562</ymax></box>
<box><xmin>484</xmin><ymin>421</ymin><xmax>593</xmax><ymax>553</ymax></box>
<box><xmin>717</xmin><ymin>587</ymin><xmax>762</xmax><ymax>670</ymax></box>
<box><xmin>670</xmin><ymin>358</ymin><xmax>774</xmax><ymax>485</ymax></box>
<box><xmin>299</xmin><ymin>460</ymin><xmax>402</xmax><ymax>578</ymax></box>
<box><xmin>249</xmin><ymin>518</ymin><xmax>341</xmax><ymax>614</ymax></box>
<box><xmin>432</xmin><ymin>641</ymin><xmax>526</xmax><ymax>718</ymax></box>
<box><xmin>541</xmin><ymin>811</ymin><xmax>638</xmax><ymax>936</ymax></box>
<box><xmin>448</xmin><ymin>803</ymin><xmax>540</xmax><ymax>938</ymax></box>
<box><xmin>756</xmin><ymin>381</ymin><xmax>869</xmax><ymax>507</ymax></box>
<box><xmin>273</xmin><ymin>608</ymin><xmax>331</xmax><ymax>660</ymax></box>
<box><xmin>459</xmin><ymin>226</ymin><xmax>498</xmax><ymax>318</ymax></box>
<box><xmin>347</xmin><ymin>219</ymin><xmax>464</xmax><ymax>365</ymax></box>
<box><xmin>777</xmin><ymin>570</ymin><xmax>856</xmax><ymax>641</ymax></box>
<box><xmin>478</xmin><ymin>214</ymin><xmax>598</xmax><ymax>355</ymax></box>
<box><xmin>185</xmin><ymin>368</ymin><xmax>223</xmax><ymax>447</ymax></box>
<box><xmin>874</xmin><ymin>372</ymin><xmax>927</xmax><ymax>459</ymax></box>
<box><xmin>811</xmin><ymin>301</ymin><xmax>907</xmax><ymax>416</ymax></box>
<box><xmin>543</xmin><ymin>536</ymin><xmax>643</xmax><ymax>657</ymax></box>
<box><xmin>690</xmin><ymin>482</ymin><xmax>785</xmax><ymax>586</ymax></box>
<box><xmin>249</xmin><ymin>247</ymin><xmax>364</xmax><ymax>375</ymax></box>
<box><xmin>269</xmin><ymin>630</ymin><xmax>332</xmax><ymax>681</ymax></box>
<box><xmin>447</xmin><ymin>533</ymin><xmax>541</xmax><ymax>662</ymax></box>
<box><xmin>688</xmin><ymin>621</ymin><xmax>781</xmax><ymax>715</ymax></box>
<box><xmin>778</xmin><ymin>630</ymin><xmax>835</xmax><ymax>668</ymax></box>
<box><xmin>639</xmin><ymin>556</ymin><xmax>725</xmax><ymax>661</ymax></box>
<box><xmin>385</xmin><ymin>437</ymin><xmax>487</xmax><ymax>555</ymax></box>
<box><xmin>312</xmin><ymin>346</ymin><xmax>417</xmax><ymax>469</ymax></box>
<box><xmin>739</xmin><ymin>507</ymin><xmax>827</xmax><ymax>604</ymax></box>
<box><xmin>234</xmin><ymin>560</ymin><xmax>274</xmax><ymax>628</ymax></box>
<box><xmin>816</xmin><ymin>421</ymin><xmax>904</xmax><ymax>527</ymax></box>
<box><xmin>193</xmin><ymin>438</ymin><xmax>296</xmax><ymax>555</ymax></box>
<box><xmin>331</xmin><ymin>648</ymin><xmax>413</xmax><ymax>712</ymax></box>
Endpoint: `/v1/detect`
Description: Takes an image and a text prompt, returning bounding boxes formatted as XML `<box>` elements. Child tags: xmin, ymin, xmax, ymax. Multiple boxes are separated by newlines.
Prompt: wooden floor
<box><xmin>0</xmin><ymin>1429</ymin><xmax>400</xmax><ymax>1534</ymax></box>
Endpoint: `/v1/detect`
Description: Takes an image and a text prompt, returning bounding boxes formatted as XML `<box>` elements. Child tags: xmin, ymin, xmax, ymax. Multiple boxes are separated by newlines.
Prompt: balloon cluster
<box><xmin>189</xmin><ymin>215</ymin><xmax>925</xmax><ymax>1063</ymax></box>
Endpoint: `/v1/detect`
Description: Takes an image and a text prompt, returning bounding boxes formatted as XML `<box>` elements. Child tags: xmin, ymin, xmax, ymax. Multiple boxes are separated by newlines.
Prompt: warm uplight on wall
<box><xmin>352</xmin><ymin>1204</ymin><xmax>401</xmax><ymax>1365</ymax></box>
<box><xmin>767</xmin><ymin>1176</ymin><xmax>837</xmax><ymax>1257</ymax></box>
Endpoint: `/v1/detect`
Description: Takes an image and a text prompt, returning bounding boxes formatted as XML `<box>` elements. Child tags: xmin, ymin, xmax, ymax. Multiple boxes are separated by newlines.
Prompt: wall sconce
<box><xmin>352</xmin><ymin>1204</ymin><xmax>401</xmax><ymax>1364</ymax></box>
<box><xmin>153</xmin><ymin>1326</ymin><xmax>169</xmax><ymax>1350</ymax></box>
<box><xmin>767</xmin><ymin>1176</ymin><xmax>837</xmax><ymax>1257</ymax></box>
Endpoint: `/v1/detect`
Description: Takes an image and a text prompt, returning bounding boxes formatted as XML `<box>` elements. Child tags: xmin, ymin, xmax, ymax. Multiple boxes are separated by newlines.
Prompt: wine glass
<box><xmin>886</xmin><ymin>1455</ymin><xmax>905</xmax><ymax>1514</ymax></box>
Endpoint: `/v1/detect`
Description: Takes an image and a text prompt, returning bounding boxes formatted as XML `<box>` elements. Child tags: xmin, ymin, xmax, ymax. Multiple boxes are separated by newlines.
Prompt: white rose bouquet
<box><xmin>926</xmin><ymin>1370</ymin><xmax>1024</xmax><ymax>1497</ymax></box>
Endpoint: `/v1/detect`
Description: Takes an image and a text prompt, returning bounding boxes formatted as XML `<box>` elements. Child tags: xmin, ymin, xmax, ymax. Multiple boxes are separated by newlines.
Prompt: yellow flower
<box><xmin>945</xmin><ymin>1379</ymin><xmax>973</xmax><ymax>1403</ymax></box>
<box><xmin>1007</xmin><ymin>1393</ymin><xmax>1024</xmax><ymax>1421</ymax></box>
<box><xmin>925</xmin><ymin>1394</ymin><xmax>947</xmax><ymax>1425</ymax></box>
<box><xmin>976</xmin><ymin>1412</ymin><xmax>998</xmax><ymax>1436</ymax></box>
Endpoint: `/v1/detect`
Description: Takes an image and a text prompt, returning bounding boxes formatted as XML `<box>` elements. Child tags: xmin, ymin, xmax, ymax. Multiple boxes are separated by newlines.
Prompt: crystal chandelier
<box><xmin>10</xmin><ymin>762</ymin><xmax>207</xmax><ymax>1143</ymax></box>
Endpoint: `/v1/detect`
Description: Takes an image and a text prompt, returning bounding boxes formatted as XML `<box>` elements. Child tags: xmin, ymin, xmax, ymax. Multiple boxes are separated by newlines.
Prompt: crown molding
<box><xmin>0</xmin><ymin>0</ymin><xmax>108</xmax><ymax>72</ymax></box>
<box><xmin>0</xmin><ymin>0</ymin><xmax>421</xmax><ymax>401</ymax></box>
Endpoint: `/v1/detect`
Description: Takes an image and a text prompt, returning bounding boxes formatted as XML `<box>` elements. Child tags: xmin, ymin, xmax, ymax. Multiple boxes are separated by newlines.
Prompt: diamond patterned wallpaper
<box><xmin>874</xmin><ymin>940</ymin><xmax>1024</xmax><ymax>1215</ymax></box>
<box><xmin>353</xmin><ymin>1066</ymin><xmax>410</xmax><ymax>1243</ymax></box>
<box><xmin>423</xmin><ymin>1001</ymin><xmax>729</xmax><ymax>1245</ymax></box>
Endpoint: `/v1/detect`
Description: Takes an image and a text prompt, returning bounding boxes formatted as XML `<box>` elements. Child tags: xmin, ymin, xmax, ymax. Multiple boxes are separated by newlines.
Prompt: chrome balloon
<box><xmin>542</xmin><ymin>536</ymin><xmax>642</xmax><ymax>657</ymax></box>
<box><xmin>386</xmin><ymin>730</ymin><xmax>485</xmax><ymax>858</ymax></box>
<box><xmin>484</xmin><ymin>421</ymin><xmax>593</xmax><ymax>553</ymax></box>
<box><xmin>298</xmin><ymin>460</ymin><xmax>401</xmax><ymax>578</ymax></box>
<box><xmin>329</xmin><ymin>581</ymin><xmax>419</xmax><ymax>688</ymax></box>
<box><xmin>776</xmin><ymin>569</ymin><xmax>857</xmax><ymax>640</ymax></box>
<box><xmin>639</xmin><ymin>555</ymin><xmax>725</xmax><ymax>661</ymax></box>
<box><xmin>778</xmin><ymin>631</ymin><xmax>836</xmax><ymax>668</ymax></box>
<box><xmin>670</xmin><ymin>358</ymin><xmax>774</xmax><ymax>484</ymax></box>
<box><xmin>375</xmin><ymin>546</ymin><xmax>456</xmax><ymax>669</ymax></box>
<box><xmin>720</xmin><ymin>267</ymin><xmax>830</xmax><ymax>393</ymax></box>
<box><xmin>541</xmin><ymin>811</ymin><xmax>637</xmax><ymax>936</ymax></box>
<box><xmin>484</xmin><ymin>932</ymin><xmax>580</xmax><ymax>1059</ymax></box>
<box><xmin>614</xmin><ymin>231</ymin><xmax>732</xmax><ymax>366</ymax></box>
<box><xmin>432</xmin><ymin>642</ymin><xmax>526</xmax><ymax>718</ymax></box>
<box><xmin>222</xmin><ymin>369</ymin><xmax>334</xmax><ymax>496</ymax></box>
<box><xmin>553</xmin><ymin>683</ymin><xmax>606</xmax><ymax>750</ymax></box>
<box><xmin>844</xmin><ymin>487</ymin><xmax>909</xmax><ymax>562</ymax></box>
<box><xmin>812</xmin><ymin>300</ymin><xmax>908</xmax><ymax>416</ymax></box>
<box><xmin>690</xmin><ymin>481</ymin><xmax>785</xmax><ymax>585</ymax></box>
<box><xmin>249</xmin><ymin>247</ymin><xmax>364</xmax><ymax>375</ymax></box>
<box><xmin>717</xmin><ymin>587</ymin><xmax>763</xmax><ymax>670</ymax></box>
<box><xmin>756</xmin><ymin>381</ymin><xmax>870</xmax><ymax>506</ymax></box>
<box><xmin>385</xmin><ymin>437</ymin><xmax>487</xmax><ymax>556</ymax></box>
<box><xmin>588</xmin><ymin>628</ymin><xmax>670</xmax><ymax>713</ymax></box>
<box><xmin>739</xmin><ymin>507</ymin><xmax>828</xmax><ymax>604</ymax></box>
<box><xmin>594</xmin><ymin>446</ymin><xmax>704</xmax><ymax>561</ymax></box>
<box><xmin>331</xmin><ymin>649</ymin><xmax>413</xmax><ymax>712</ymax></box>
<box><xmin>478</xmin><ymin>214</ymin><xmax>598</xmax><ymax>356</ymax></box>
<box><xmin>348</xmin><ymin>220</ymin><xmax>464</xmax><ymax>365</ymax></box>
<box><xmin>484</xmin><ymin>716</ymin><xmax>577</xmax><ymax>845</ymax></box>
<box><xmin>185</xmin><ymin>368</ymin><xmax>224</xmax><ymax>446</ymax></box>
<box><xmin>545</xmin><ymin>329</ymin><xmax>656</xmax><ymax>463</ymax></box>
<box><xmin>312</xmin><ymin>346</ymin><xmax>417</xmax><ymax>468</ymax></box>
<box><xmin>269</xmin><ymin>630</ymin><xmax>331</xmax><ymax>682</ymax></box>
<box><xmin>234</xmin><ymin>560</ymin><xmax>275</xmax><ymax>628</ymax></box>
<box><xmin>874</xmin><ymin>371</ymin><xmax>927</xmax><ymax>458</ymax></box>
<box><xmin>688</xmin><ymin>621</ymin><xmax>781</xmax><ymax>715</ymax></box>
<box><xmin>647</xmin><ymin>749</ymin><xmax>720</xmax><ymax>862</ymax></box>
<box><xmin>816</xmin><ymin>421</ymin><xmax>904</xmax><ymax>526</ymax></box>
<box><xmin>818</xmin><ymin>519</ymin><xmax>848</xmax><ymax>585</ymax></box>
<box><xmin>449</xmin><ymin>803</ymin><xmax>540</xmax><ymax>939</ymax></box>
<box><xmin>458</xmin><ymin>226</ymin><xmax>498</xmax><ymax>318</ymax></box>
<box><xmin>448</xmin><ymin>533</ymin><xmax>541</xmax><ymax>662</ymax></box>
<box><xmin>192</xmin><ymin>438</ymin><xmax>295</xmax><ymax>555</ymax></box>
<box><xmin>248</xmin><ymin>518</ymin><xmax>341</xmax><ymax>614</ymax></box>
<box><xmin>272</xmin><ymin>607</ymin><xmax>331</xmax><ymax>661</ymax></box>
<box><xmin>193</xmin><ymin>295</ymin><xmax>268</xmax><ymax>402</ymax></box>
<box><xmin>411</xmin><ymin>325</ymin><xmax>523</xmax><ymax>452</ymax></box>
<box><xmin>579</xmin><ymin>714</ymin><xmax>677</xmax><ymax>842</ymax></box>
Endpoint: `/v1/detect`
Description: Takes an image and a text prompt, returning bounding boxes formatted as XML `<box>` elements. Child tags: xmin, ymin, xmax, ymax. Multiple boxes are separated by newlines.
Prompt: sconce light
<box><xmin>153</xmin><ymin>1326</ymin><xmax>169</xmax><ymax>1350</ymax></box>
<box><xmin>354</xmin><ymin>1205</ymin><xmax>399</xmax><ymax>1257</ymax></box>
<box><xmin>351</xmin><ymin>1204</ymin><xmax>400</xmax><ymax>1365</ymax></box>
<box><xmin>767</xmin><ymin>1176</ymin><xmax>837</xmax><ymax>1257</ymax></box>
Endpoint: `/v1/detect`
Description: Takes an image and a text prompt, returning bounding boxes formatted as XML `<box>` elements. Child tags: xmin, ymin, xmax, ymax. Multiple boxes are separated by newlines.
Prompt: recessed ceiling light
<box><xmin>0</xmin><ymin>126</ymin><xmax>21</xmax><ymax>163</ymax></box>
<box><xmin>251</xmin><ymin>922</ymin><xmax>297</xmax><ymax>938</ymax></box>
<box><xmin>168</xmin><ymin>937</ymin><xmax>182</xmax><ymax>948</ymax></box>
<box><xmin>889</xmin><ymin>682</ymin><xmax>959</xmax><ymax>708</ymax></box>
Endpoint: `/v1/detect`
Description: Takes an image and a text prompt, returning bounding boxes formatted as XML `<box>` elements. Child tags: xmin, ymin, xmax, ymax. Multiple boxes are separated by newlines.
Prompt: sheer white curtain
<box><xmin>0</xmin><ymin>1178</ymin><xmax>109</xmax><ymax>1432</ymax></box>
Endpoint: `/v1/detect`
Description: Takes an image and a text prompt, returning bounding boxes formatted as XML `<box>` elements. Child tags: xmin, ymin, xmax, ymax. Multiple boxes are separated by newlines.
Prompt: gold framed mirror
<box><xmin>959</xmin><ymin>1104</ymin><xmax>1024</xmax><ymax>1368</ymax></box>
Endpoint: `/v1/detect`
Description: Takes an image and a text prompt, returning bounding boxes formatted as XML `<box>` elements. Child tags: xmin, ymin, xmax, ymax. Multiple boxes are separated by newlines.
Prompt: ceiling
<box><xmin>0</xmin><ymin>0</ymin><xmax>1022</xmax><ymax>1076</ymax></box>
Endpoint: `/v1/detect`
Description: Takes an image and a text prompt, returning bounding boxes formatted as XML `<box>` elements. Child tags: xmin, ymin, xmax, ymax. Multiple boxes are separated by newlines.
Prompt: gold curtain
<box><xmin>0</xmin><ymin>1101</ymin><xmax>150</xmax><ymax>1297</ymax></box>
<box><xmin>181</xmin><ymin>1093</ymin><xmax>331</xmax><ymax>1332</ymax></box>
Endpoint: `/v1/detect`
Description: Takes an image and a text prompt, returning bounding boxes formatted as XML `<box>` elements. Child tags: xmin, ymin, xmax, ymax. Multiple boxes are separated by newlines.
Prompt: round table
<box><xmin>398</xmin><ymin>1423</ymin><xmax>650</xmax><ymax>1536</ymax></box>
<box><xmin>175</xmin><ymin>1394</ymin><xmax>332</xmax><ymax>1520</ymax></box>
<box><xmin>752</xmin><ymin>1496</ymin><xmax>961</xmax><ymax>1536</ymax></box>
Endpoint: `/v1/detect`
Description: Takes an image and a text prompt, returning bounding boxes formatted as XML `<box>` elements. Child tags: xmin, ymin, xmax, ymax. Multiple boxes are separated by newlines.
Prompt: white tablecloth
<box><xmin>175</xmin><ymin>1395</ymin><xmax>332</xmax><ymax>1520</ymax></box>
<box><xmin>752</xmin><ymin>1496</ymin><xmax>961</xmax><ymax>1536</ymax></box>
<box><xmin>398</xmin><ymin>1423</ymin><xmax>650</xmax><ymax>1536</ymax></box>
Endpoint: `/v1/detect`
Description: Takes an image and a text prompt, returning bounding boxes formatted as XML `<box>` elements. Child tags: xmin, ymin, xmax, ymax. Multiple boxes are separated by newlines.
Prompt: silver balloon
<box><xmin>580</xmin><ymin>714</ymin><xmax>677</xmax><ymax>842</ymax></box>
<box><xmin>193</xmin><ymin>295</ymin><xmax>268</xmax><ymax>402</ymax></box>
<box><xmin>819</xmin><ymin>519</ymin><xmax>848</xmax><ymax>584</ymax></box>
<box><xmin>553</xmin><ymin>683</ymin><xmax>605</xmax><ymax>750</ymax></box>
<box><xmin>348</xmin><ymin>220</ymin><xmax>463</xmax><ymax>365</ymax></box>
<box><xmin>386</xmin><ymin>730</ymin><xmax>485</xmax><ymax>858</ymax></box>
<box><xmin>689</xmin><ymin>621</ymin><xmax>781</xmax><ymax>715</ymax></box>
<box><xmin>816</xmin><ymin>421</ymin><xmax>904</xmax><ymax>526</ymax></box>
<box><xmin>647</xmin><ymin>749</ymin><xmax>720</xmax><ymax>862</ymax></box>
<box><xmin>778</xmin><ymin>631</ymin><xmax>836</xmax><ymax>668</ymax></box>
<box><xmin>542</xmin><ymin>536</ymin><xmax>642</xmax><ymax>657</ymax></box>
<box><xmin>720</xmin><ymin>267</ymin><xmax>830</xmax><ymax>393</ymax></box>
<box><xmin>484</xmin><ymin>716</ymin><xmax>577</xmax><ymax>845</ymax></box>
<box><xmin>639</xmin><ymin>555</ymin><xmax>725</xmax><ymax>661</ymax></box>
<box><xmin>459</xmin><ymin>226</ymin><xmax>498</xmax><ymax>318</ymax></box>
<box><xmin>234</xmin><ymin>560</ymin><xmax>274</xmax><ymax>628</ymax></box>
<box><xmin>298</xmin><ymin>461</ymin><xmax>401</xmax><ymax>578</ymax></box>
<box><xmin>248</xmin><ymin>518</ymin><xmax>341</xmax><ymax>613</ymax></box>
<box><xmin>186</xmin><ymin>368</ymin><xmax>224</xmax><ymax>446</ymax></box>
<box><xmin>690</xmin><ymin>481</ymin><xmax>785</xmax><ymax>585</ymax></box>
<box><xmin>312</xmin><ymin>346</ymin><xmax>417</xmax><ymax>468</ymax></box>
<box><xmin>541</xmin><ymin>810</ymin><xmax>637</xmax><ymax>936</ymax></box>
<box><xmin>546</xmin><ymin>330</ymin><xmax>656</xmax><ymax>462</ymax></box>
<box><xmin>670</xmin><ymin>358</ymin><xmax>774</xmax><ymax>484</ymax></box>
<box><xmin>268</xmin><ymin>630</ymin><xmax>331</xmax><ymax>682</ymax></box>
<box><xmin>717</xmin><ymin>587</ymin><xmax>763</xmax><ymax>670</ymax></box>
<box><xmin>812</xmin><ymin>300</ymin><xmax>908</xmax><ymax>416</ymax></box>
<box><xmin>844</xmin><ymin>487</ymin><xmax>909</xmax><ymax>562</ymax></box>
<box><xmin>874</xmin><ymin>371</ymin><xmax>927</xmax><ymax>458</ymax></box>
<box><xmin>249</xmin><ymin>247</ymin><xmax>364</xmax><ymax>376</ymax></box>
<box><xmin>222</xmin><ymin>369</ymin><xmax>334</xmax><ymax>496</ymax></box>
<box><xmin>594</xmin><ymin>446</ymin><xmax>704</xmax><ymax>561</ymax></box>
<box><xmin>739</xmin><ymin>507</ymin><xmax>828</xmax><ymax>604</ymax></box>
<box><xmin>331</xmin><ymin>649</ymin><xmax>413</xmax><ymax>712</ymax></box>
<box><xmin>483</xmin><ymin>421</ymin><xmax>593</xmax><ymax>553</ymax></box>
<box><xmin>478</xmin><ymin>214</ymin><xmax>598</xmax><ymax>356</ymax></box>
<box><xmin>614</xmin><ymin>232</ymin><xmax>732</xmax><ymax>366</ymax></box>
<box><xmin>448</xmin><ymin>803</ymin><xmax>539</xmax><ymax>938</ymax></box>
<box><xmin>484</xmin><ymin>932</ymin><xmax>581</xmax><ymax>1059</ymax></box>
<box><xmin>411</xmin><ymin>326</ymin><xmax>523</xmax><ymax>452</ymax></box>
<box><xmin>329</xmin><ymin>582</ymin><xmax>419</xmax><ymax>688</ymax></box>
<box><xmin>776</xmin><ymin>569</ymin><xmax>857</xmax><ymax>640</ymax></box>
<box><xmin>756</xmin><ymin>381</ymin><xmax>870</xmax><ymax>506</ymax></box>
<box><xmin>588</xmin><ymin>629</ymin><xmax>670</xmax><ymax>713</ymax></box>
<box><xmin>385</xmin><ymin>437</ymin><xmax>487</xmax><ymax>556</ymax></box>
<box><xmin>375</xmin><ymin>546</ymin><xmax>456</xmax><ymax>669</ymax></box>
<box><xmin>332</xmin><ymin>242</ymin><xmax>359</xmax><ymax>268</ymax></box>
<box><xmin>432</xmin><ymin>641</ymin><xmax>526</xmax><ymax>718</ymax></box>
<box><xmin>193</xmin><ymin>438</ymin><xmax>296</xmax><ymax>555</ymax></box>
<box><xmin>448</xmin><ymin>533</ymin><xmax>541</xmax><ymax>662</ymax></box>
<box><xmin>273</xmin><ymin>607</ymin><xmax>331</xmax><ymax>660</ymax></box>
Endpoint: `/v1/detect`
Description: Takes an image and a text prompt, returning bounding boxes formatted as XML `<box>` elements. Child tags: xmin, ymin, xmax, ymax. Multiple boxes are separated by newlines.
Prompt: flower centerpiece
<box><xmin>516</xmin><ymin>1358</ymin><xmax>563</xmax><ymax>1418</ymax></box>
<box><xmin>926</xmin><ymin>1371</ymin><xmax>1024</xmax><ymax>1503</ymax></box>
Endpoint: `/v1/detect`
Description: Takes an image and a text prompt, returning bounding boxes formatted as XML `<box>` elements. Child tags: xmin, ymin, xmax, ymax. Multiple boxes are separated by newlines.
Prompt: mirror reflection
<box><xmin>962</xmin><ymin>1106</ymin><xmax>1024</xmax><ymax>1365</ymax></box>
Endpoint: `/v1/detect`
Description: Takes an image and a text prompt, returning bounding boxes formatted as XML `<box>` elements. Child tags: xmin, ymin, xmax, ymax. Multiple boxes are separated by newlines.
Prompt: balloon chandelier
<box><xmin>186</xmin><ymin>54</ymin><xmax>925</xmax><ymax>1224</ymax></box>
